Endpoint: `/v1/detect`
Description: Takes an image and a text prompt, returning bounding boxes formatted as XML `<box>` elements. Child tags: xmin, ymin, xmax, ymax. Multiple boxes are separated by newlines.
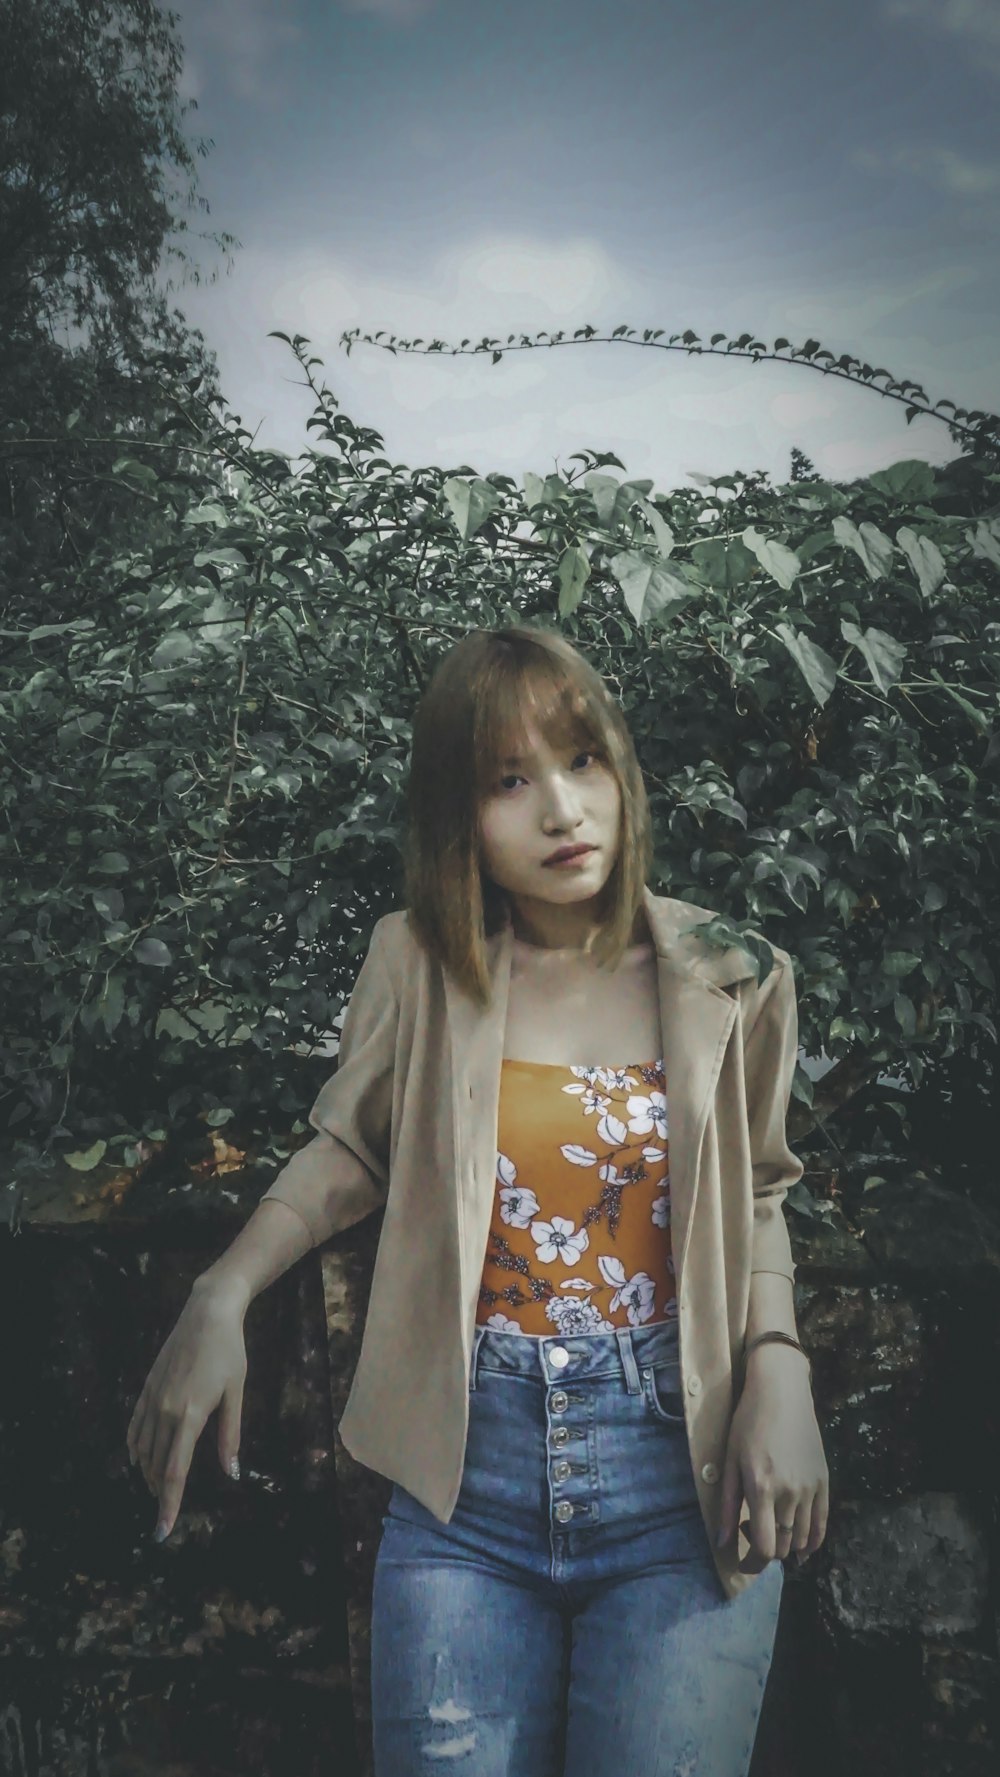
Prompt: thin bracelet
<box><xmin>741</xmin><ymin>1329</ymin><xmax>811</xmax><ymax>1376</ymax></box>
<box><xmin>258</xmin><ymin>1196</ymin><xmax>316</xmax><ymax>1249</ymax></box>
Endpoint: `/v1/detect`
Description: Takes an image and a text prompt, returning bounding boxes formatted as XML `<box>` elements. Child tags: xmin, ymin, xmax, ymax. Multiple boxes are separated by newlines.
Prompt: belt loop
<box><xmin>468</xmin><ymin>1324</ymin><xmax>487</xmax><ymax>1391</ymax></box>
<box><xmin>616</xmin><ymin>1326</ymin><xmax>642</xmax><ymax>1394</ymax></box>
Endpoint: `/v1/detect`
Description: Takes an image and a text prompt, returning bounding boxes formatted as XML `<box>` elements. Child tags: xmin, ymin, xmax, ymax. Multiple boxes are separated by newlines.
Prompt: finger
<box><xmin>149</xmin><ymin>1410</ymin><xmax>179</xmax><ymax>1507</ymax></box>
<box><xmin>773</xmin><ymin>1494</ymin><xmax>798</xmax><ymax>1557</ymax></box>
<box><xmin>158</xmin><ymin>1415</ymin><xmax>203</xmax><ymax>1537</ymax></box>
<box><xmin>745</xmin><ymin>1480</ymin><xmax>777</xmax><ymax>1567</ymax></box>
<box><xmin>737</xmin><ymin>1516</ymin><xmax>768</xmax><ymax>1574</ymax></box>
<box><xmin>805</xmin><ymin>1484</ymin><xmax>829</xmax><ymax>1554</ymax></box>
<box><xmin>217</xmin><ymin>1379</ymin><xmax>245</xmax><ymax>1478</ymax></box>
<box><xmin>127</xmin><ymin>1390</ymin><xmax>148</xmax><ymax>1465</ymax></box>
<box><xmin>784</xmin><ymin>1496</ymin><xmax>812</xmax><ymax>1561</ymax></box>
<box><xmin>716</xmin><ymin>1450</ymin><xmax>743</xmax><ymax>1547</ymax></box>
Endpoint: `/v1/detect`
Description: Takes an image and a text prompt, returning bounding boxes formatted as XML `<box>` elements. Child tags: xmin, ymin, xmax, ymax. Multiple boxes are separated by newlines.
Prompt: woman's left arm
<box><xmin>717</xmin><ymin>954</ymin><xmax>830</xmax><ymax>1573</ymax></box>
<box><xmin>718</xmin><ymin>1270</ymin><xmax>829</xmax><ymax>1572</ymax></box>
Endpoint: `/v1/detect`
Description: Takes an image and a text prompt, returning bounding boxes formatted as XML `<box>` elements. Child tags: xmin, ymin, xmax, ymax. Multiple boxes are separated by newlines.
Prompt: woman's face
<box><xmin>477</xmin><ymin>720</ymin><xmax>623</xmax><ymax>946</ymax></box>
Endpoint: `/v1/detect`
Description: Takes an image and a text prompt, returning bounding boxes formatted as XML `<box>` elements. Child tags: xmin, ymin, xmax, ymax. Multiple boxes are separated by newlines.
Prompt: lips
<box><xmin>544</xmin><ymin>844</ymin><xmax>595</xmax><ymax>864</ymax></box>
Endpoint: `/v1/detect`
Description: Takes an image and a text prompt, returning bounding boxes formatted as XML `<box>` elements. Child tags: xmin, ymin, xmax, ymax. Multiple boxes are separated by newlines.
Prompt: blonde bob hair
<box><xmin>402</xmin><ymin>624</ymin><xmax>654</xmax><ymax>1007</ymax></box>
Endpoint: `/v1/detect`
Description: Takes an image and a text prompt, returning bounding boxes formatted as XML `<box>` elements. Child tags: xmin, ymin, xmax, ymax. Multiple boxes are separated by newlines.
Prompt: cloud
<box><xmin>851</xmin><ymin>141</ymin><xmax>1000</xmax><ymax>197</ymax></box>
<box><xmin>175</xmin><ymin>0</ymin><xmax>303</xmax><ymax>104</ymax></box>
<box><xmin>881</xmin><ymin>0</ymin><xmax>1000</xmax><ymax>73</ymax></box>
<box><xmin>337</xmin><ymin>0</ymin><xmax>440</xmax><ymax>20</ymax></box>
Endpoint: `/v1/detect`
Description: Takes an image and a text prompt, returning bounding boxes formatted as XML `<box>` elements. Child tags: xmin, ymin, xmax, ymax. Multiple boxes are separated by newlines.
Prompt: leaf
<box><xmin>583</xmin><ymin>471</ymin><xmax>621</xmax><ymax>527</ymax></box>
<box><xmin>94</xmin><ymin>852</ymin><xmax>130</xmax><ymax>875</ymax></box>
<box><xmin>967</xmin><ymin>518</ymin><xmax>1000</xmax><ymax>569</ymax></box>
<box><xmin>442</xmin><ymin>476</ymin><xmax>500</xmax><ymax>541</ymax></box>
<box><xmin>598</xmin><ymin>1254</ymin><xmax>627</xmax><ymax>1286</ymax></box>
<box><xmin>65</xmin><ymin>1140</ymin><xmax>108</xmax><ymax>1172</ymax></box>
<box><xmin>608</xmin><ymin>550</ymin><xmax>696</xmax><ymax>625</ymax></box>
<box><xmin>689</xmin><ymin>537</ymin><xmax>757</xmax><ymax>589</ymax></box>
<box><xmin>896</xmin><ymin>526</ymin><xmax>947</xmax><ymax>598</ymax></box>
<box><xmin>637</xmin><ymin>497</ymin><xmax>676</xmax><ymax>558</ymax></box>
<box><xmin>840</xmin><ymin>620</ymin><xmax>907</xmax><ymax>693</ymax></box>
<box><xmin>557</xmin><ymin>543</ymin><xmax>591</xmax><ymax>617</ymax></box>
<box><xmin>832</xmin><ymin>514</ymin><xmax>894</xmax><ymax>580</ymax></box>
<box><xmin>882</xmin><ymin>951</ymin><xmax>921</xmax><ymax>977</ymax></box>
<box><xmin>151</xmin><ymin>631</ymin><xmax>197</xmax><ymax>669</ymax></box>
<box><xmin>867</xmin><ymin>459</ymin><xmax>937</xmax><ymax>502</ymax></box>
<box><xmin>560</xmin><ymin>1143</ymin><xmax>598</xmax><ymax>1166</ymax></box>
<box><xmin>741</xmin><ymin>527</ymin><xmax>801</xmax><ymax>591</ymax></box>
<box><xmin>774</xmin><ymin>622</ymin><xmax>838</xmax><ymax>706</ymax></box>
<box><xmin>134</xmin><ymin>938</ymin><xmax>173</xmax><ymax>967</ymax></box>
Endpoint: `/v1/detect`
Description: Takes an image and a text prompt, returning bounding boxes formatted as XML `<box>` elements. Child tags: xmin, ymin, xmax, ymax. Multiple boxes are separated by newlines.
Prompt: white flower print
<box><xmin>625</xmin><ymin>1087</ymin><xmax>668</xmax><ymax>1142</ymax></box>
<box><xmin>560</xmin><ymin>1141</ymin><xmax>598</xmax><ymax>1167</ymax></box>
<box><xmin>530</xmin><ymin>1215</ymin><xmax>590</xmax><ymax>1265</ymax></box>
<box><xmin>597</xmin><ymin>1255</ymin><xmax>657</xmax><ymax>1325</ymax></box>
<box><xmin>500</xmin><ymin>1185</ymin><xmax>540</xmax><ymax>1229</ymax></box>
<box><xmin>560</xmin><ymin>1077</ymin><xmax>613</xmax><ymax>1117</ymax></box>
<box><xmin>595</xmin><ymin>1106</ymin><xmax>630</xmax><ymax>1147</ymax></box>
<box><xmin>485</xmin><ymin>1312</ymin><xmax>521</xmax><ymax>1332</ymax></box>
<box><xmin>545</xmin><ymin>1296</ymin><xmax>614</xmax><ymax>1335</ymax></box>
<box><xmin>559</xmin><ymin>1277</ymin><xmax>596</xmax><ymax>1293</ymax></box>
<box><xmin>651</xmin><ymin>1193</ymin><xmax>671</xmax><ymax>1228</ymax></box>
<box><xmin>496</xmin><ymin>1151</ymin><xmax>517</xmax><ymax>1188</ymax></box>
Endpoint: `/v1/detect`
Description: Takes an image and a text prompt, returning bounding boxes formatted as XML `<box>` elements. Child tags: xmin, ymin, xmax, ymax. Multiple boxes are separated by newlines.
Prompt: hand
<box><xmin>126</xmin><ymin>1277</ymin><xmax>248</xmax><ymax>1540</ymax></box>
<box><xmin>716</xmin><ymin>1348</ymin><xmax>829</xmax><ymax>1573</ymax></box>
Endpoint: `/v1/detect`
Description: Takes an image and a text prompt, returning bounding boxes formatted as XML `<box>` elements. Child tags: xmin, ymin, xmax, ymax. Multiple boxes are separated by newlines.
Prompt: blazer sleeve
<box><xmin>742</xmin><ymin>953</ymin><xmax>804</xmax><ymax>1282</ymax></box>
<box><xmin>257</xmin><ymin>918</ymin><xmax>399</xmax><ymax>1247</ymax></box>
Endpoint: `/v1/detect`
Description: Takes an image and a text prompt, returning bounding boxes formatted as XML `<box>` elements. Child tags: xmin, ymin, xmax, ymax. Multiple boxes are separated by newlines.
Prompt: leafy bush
<box><xmin>3</xmin><ymin>334</ymin><xmax>998</xmax><ymax>1200</ymax></box>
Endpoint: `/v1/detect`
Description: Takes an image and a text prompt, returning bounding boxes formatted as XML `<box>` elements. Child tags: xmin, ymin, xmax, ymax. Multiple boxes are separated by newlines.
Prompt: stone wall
<box><xmin>1</xmin><ymin>1158</ymin><xmax>997</xmax><ymax>1775</ymax></box>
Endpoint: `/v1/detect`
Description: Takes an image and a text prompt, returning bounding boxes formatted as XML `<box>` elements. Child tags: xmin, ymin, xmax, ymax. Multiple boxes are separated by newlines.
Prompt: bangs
<box><xmin>473</xmin><ymin>650</ymin><xmax>609</xmax><ymax>800</ymax></box>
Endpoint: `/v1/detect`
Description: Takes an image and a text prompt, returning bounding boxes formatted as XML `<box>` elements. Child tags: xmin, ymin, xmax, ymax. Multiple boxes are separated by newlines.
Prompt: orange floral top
<box><xmin>476</xmin><ymin>1058</ymin><xmax>676</xmax><ymax>1337</ymax></box>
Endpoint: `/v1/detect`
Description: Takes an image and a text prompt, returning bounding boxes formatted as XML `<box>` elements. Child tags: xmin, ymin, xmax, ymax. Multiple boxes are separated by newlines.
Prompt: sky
<box><xmin>167</xmin><ymin>0</ymin><xmax>999</xmax><ymax>494</ymax></box>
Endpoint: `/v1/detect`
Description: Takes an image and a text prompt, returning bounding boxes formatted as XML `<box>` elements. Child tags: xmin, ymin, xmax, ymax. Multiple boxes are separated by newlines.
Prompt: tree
<box><xmin>0</xmin><ymin>0</ymin><xmax>235</xmax><ymax>615</ymax></box>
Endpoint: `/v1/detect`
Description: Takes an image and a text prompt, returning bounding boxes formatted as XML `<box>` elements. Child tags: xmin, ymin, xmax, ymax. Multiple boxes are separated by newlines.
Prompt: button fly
<box><xmin>552</xmin><ymin>1459</ymin><xmax>571</xmax><ymax>1481</ymax></box>
<box><xmin>550</xmin><ymin>1390</ymin><xmax>569</xmax><ymax>1413</ymax></box>
<box><xmin>554</xmin><ymin>1500</ymin><xmax>574</xmax><ymax>1523</ymax></box>
<box><xmin>551</xmin><ymin>1426</ymin><xmax>570</xmax><ymax>1447</ymax></box>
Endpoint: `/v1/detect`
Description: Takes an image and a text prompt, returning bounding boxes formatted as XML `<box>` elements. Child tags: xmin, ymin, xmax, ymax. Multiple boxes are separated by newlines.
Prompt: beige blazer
<box><xmin>260</xmin><ymin>884</ymin><xmax>804</xmax><ymax>1602</ymax></box>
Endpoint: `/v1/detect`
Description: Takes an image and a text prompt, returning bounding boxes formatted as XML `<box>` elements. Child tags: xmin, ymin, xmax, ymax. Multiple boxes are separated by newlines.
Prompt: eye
<box><xmin>495</xmin><ymin>750</ymin><xmax>600</xmax><ymax>793</ymax></box>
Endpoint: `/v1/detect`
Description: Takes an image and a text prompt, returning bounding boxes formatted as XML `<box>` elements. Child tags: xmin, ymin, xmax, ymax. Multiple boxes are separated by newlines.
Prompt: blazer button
<box><xmin>687</xmin><ymin>1374</ymin><xmax>702</xmax><ymax>1395</ymax></box>
<box><xmin>701</xmin><ymin>1461</ymin><xmax>720</xmax><ymax>1483</ymax></box>
<box><xmin>468</xmin><ymin>1084</ymin><xmax>474</xmax><ymax>1100</ymax></box>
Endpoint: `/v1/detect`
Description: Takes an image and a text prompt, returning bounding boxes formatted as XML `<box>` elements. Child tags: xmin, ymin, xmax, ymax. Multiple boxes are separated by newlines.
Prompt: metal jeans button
<box><xmin>554</xmin><ymin>1500</ymin><xmax>574</xmax><ymax>1523</ymax></box>
<box><xmin>550</xmin><ymin>1390</ymin><xmax>569</xmax><ymax>1413</ymax></box>
<box><xmin>553</xmin><ymin>1459</ymin><xmax>571</xmax><ymax>1481</ymax></box>
<box><xmin>551</xmin><ymin>1425</ymin><xmax>570</xmax><ymax>1447</ymax></box>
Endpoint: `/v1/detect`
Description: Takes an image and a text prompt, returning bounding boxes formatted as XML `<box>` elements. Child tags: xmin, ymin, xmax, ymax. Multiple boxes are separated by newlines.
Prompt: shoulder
<box><xmin>369</xmin><ymin>909</ymin><xmax>414</xmax><ymax>992</ymax></box>
<box><xmin>649</xmin><ymin>890</ymin><xmax>795</xmax><ymax>981</ymax></box>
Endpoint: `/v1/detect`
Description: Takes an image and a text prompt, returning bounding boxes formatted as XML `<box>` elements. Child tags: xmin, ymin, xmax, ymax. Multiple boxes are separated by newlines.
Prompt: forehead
<box><xmin>498</xmin><ymin>727</ymin><xmax>584</xmax><ymax>766</ymax></box>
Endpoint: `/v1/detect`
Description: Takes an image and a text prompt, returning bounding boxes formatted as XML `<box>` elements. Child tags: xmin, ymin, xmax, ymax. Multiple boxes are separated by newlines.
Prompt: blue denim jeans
<box><xmin>371</xmin><ymin>1319</ymin><xmax>784</xmax><ymax>1776</ymax></box>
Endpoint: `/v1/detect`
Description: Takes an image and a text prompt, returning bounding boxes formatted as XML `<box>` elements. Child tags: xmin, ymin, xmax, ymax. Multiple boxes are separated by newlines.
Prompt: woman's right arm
<box><xmin>127</xmin><ymin>919</ymin><xmax>400</xmax><ymax>1538</ymax></box>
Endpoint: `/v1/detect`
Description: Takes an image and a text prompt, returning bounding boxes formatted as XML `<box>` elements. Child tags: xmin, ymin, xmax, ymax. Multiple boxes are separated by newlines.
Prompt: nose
<box><xmin>541</xmin><ymin>771</ymin><xmax>585</xmax><ymax>828</ymax></box>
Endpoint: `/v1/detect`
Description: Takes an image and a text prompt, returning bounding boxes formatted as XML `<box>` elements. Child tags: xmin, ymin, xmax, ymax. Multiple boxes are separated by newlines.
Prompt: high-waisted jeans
<box><xmin>370</xmin><ymin>1318</ymin><xmax>784</xmax><ymax>1777</ymax></box>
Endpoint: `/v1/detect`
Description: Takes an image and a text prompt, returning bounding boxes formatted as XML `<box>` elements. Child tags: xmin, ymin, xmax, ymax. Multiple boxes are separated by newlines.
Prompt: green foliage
<box><xmin>2</xmin><ymin>332</ymin><xmax>999</xmax><ymax>1197</ymax></box>
<box><xmin>0</xmin><ymin>0</ymin><xmax>235</xmax><ymax>618</ymax></box>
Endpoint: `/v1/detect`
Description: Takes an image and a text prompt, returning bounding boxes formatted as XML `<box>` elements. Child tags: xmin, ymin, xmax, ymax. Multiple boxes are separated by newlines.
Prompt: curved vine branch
<box><xmin>338</xmin><ymin>322</ymin><xmax>1000</xmax><ymax>460</ymax></box>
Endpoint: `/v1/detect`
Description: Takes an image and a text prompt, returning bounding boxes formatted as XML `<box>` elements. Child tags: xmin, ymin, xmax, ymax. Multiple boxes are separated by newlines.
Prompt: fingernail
<box><xmin>153</xmin><ymin>1522</ymin><xmax>169</xmax><ymax>1543</ymax></box>
<box><xmin>229</xmin><ymin>1456</ymin><xmax>240</xmax><ymax>1481</ymax></box>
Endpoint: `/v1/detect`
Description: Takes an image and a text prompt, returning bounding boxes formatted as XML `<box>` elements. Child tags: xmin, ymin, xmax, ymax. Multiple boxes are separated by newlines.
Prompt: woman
<box><xmin>128</xmin><ymin>624</ymin><xmax>829</xmax><ymax>1776</ymax></box>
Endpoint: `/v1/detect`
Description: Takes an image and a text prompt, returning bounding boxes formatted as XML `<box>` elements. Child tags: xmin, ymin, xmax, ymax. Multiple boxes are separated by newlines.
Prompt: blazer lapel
<box><xmin>441</xmin><ymin>886</ymin><xmax>759</xmax><ymax>1299</ymax></box>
